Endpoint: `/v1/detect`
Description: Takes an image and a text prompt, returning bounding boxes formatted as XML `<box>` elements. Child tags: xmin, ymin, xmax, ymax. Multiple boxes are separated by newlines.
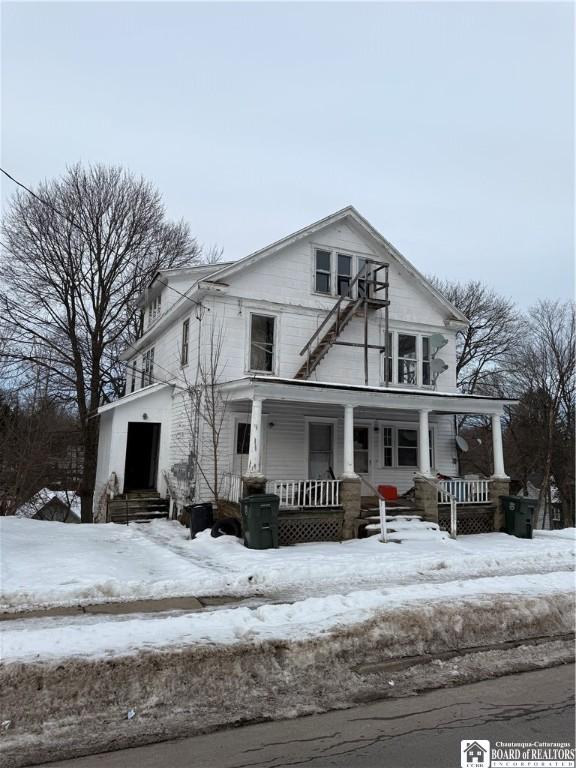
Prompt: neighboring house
<box><xmin>16</xmin><ymin>489</ymin><xmax>80</xmax><ymax>523</ymax></box>
<box><xmin>94</xmin><ymin>206</ymin><xmax>514</xmax><ymax>536</ymax></box>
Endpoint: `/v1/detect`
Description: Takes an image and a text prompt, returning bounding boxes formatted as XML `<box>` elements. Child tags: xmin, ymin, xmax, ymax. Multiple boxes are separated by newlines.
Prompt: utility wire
<box><xmin>1</xmin><ymin>166</ymin><xmax>211</xmax><ymax>312</ymax></box>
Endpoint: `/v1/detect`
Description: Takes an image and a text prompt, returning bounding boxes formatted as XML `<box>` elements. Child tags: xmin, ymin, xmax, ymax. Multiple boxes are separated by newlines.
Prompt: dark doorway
<box><xmin>124</xmin><ymin>422</ymin><xmax>161</xmax><ymax>492</ymax></box>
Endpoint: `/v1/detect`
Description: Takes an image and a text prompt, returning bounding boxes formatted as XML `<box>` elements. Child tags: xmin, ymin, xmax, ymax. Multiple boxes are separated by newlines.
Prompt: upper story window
<box><xmin>141</xmin><ymin>348</ymin><xmax>155</xmax><ymax>387</ymax></box>
<box><xmin>129</xmin><ymin>360</ymin><xmax>137</xmax><ymax>393</ymax></box>
<box><xmin>147</xmin><ymin>294</ymin><xmax>162</xmax><ymax>328</ymax></box>
<box><xmin>398</xmin><ymin>334</ymin><xmax>417</xmax><ymax>385</ymax></box>
<box><xmin>381</xmin><ymin>331</ymin><xmax>441</xmax><ymax>388</ymax></box>
<box><xmin>315</xmin><ymin>250</ymin><xmax>332</xmax><ymax>294</ymax></box>
<box><xmin>337</xmin><ymin>254</ymin><xmax>352</xmax><ymax>297</ymax></box>
<box><xmin>422</xmin><ymin>337</ymin><xmax>431</xmax><ymax>386</ymax></box>
<box><xmin>250</xmin><ymin>314</ymin><xmax>275</xmax><ymax>373</ymax></box>
<box><xmin>181</xmin><ymin>319</ymin><xmax>190</xmax><ymax>366</ymax></box>
<box><xmin>314</xmin><ymin>248</ymin><xmax>376</xmax><ymax>299</ymax></box>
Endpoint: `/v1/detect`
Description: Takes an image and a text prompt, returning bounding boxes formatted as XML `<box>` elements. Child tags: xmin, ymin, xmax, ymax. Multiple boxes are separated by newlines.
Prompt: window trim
<box><xmin>304</xmin><ymin>416</ymin><xmax>338</xmax><ymax>480</ymax></box>
<box><xmin>376</xmin><ymin>420</ymin><xmax>436</xmax><ymax>470</ymax></box>
<box><xmin>181</xmin><ymin>318</ymin><xmax>190</xmax><ymax>367</ymax></box>
<box><xmin>247</xmin><ymin>311</ymin><xmax>278</xmax><ymax>375</ymax></box>
<box><xmin>310</xmin><ymin>245</ymin><xmax>379</xmax><ymax>300</ymax></box>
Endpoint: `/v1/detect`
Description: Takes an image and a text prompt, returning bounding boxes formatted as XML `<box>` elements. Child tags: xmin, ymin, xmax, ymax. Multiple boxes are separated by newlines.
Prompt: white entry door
<box><xmin>353</xmin><ymin>425</ymin><xmax>371</xmax><ymax>482</ymax></box>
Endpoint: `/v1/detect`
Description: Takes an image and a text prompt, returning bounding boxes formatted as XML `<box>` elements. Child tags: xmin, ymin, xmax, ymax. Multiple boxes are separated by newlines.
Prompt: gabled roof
<box><xmin>203</xmin><ymin>206</ymin><xmax>468</xmax><ymax>324</ymax></box>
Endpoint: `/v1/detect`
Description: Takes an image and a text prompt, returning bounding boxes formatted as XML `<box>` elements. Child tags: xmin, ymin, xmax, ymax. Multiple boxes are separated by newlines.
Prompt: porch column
<box><xmin>246</xmin><ymin>396</ymin><xmax>265</xmax><ymax>481</ymax></box>
<box><xmin>342</xmin><ymin>404</ymin><xmax>357</xmax><ymax>478</ymax></box>
<box><xmin>491</xmin><ymin>412</ymin><xmax>507</xmax><ymax>479</ymax></box>
<box><xmin>418</xmin><ymin>409</ymin><xmax>432</xmax><ymax>477</ymax></box>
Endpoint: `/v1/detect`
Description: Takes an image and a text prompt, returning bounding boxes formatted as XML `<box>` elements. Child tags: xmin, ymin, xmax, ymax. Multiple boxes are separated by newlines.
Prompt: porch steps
<box><xmin>295</xmin><ymin>298</ymin><xmax>363</xmax><ymax>379</ymax></box>
<box><xmin>356</xmin><ymin>514</ymin><xmax>447</xmax><ymax>542</ymax></box>
<box><xmin>108</xmin><ymin>493</ymin><xmax>169</xmax><ymax>524</ymax></box>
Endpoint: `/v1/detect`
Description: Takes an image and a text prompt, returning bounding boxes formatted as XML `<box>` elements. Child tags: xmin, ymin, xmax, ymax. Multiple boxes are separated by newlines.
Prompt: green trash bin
<box><xmin>500</xmin><ymin>496</ymin><xmax>535</xmax><ymax>539</ymax></box>
<box><xmin>240</xmin><ymin>494</ymin><xmax>280</xmax><ymax>549</ymax></box>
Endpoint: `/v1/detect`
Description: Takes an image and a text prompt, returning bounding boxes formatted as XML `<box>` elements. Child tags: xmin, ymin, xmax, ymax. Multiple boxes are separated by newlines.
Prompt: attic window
<box><xmin>315</xmin><ymin>250</ymin><xmax>331</xmax><ymax>294</ymax></box>
<box><xmin>250</xmin><ymin>314</ymin><xmax>275</xmax><ymax>372</ymax></box>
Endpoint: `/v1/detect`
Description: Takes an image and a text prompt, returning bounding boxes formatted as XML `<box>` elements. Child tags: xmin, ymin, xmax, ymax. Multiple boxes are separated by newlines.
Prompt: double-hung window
<box><xmin>181</xmin><ymin>319</ymin><xmax>190</xmax><ymax>366</ymax></box>
<box><xmin>315</xmin><ymin>250</ymin><xmax>332</xmax><ymax>294</ymax></box>
<box><xmin>381</xmin><ymin>427</ymin><xmax>393</xmax><ymax>467</ymax></box>
<box><xmin>337</xmin><ymin>254</ymin><xmax>352</xmax><ymax>297</ymax></box>
<box><xmin>422</xmin><ymin>337</ymin><xmax>431</xmax><ymax>385</ymax></box>
<box><xmin>381</xmin><ymin>331</ymin><xmax>393</xmax><ymax>386</ymax></box>
<box><xmin>141</xmin><ymin>348</ymin><xmax>155</xmax><ymax>387</ymax></box>
<box><xmin>250</xmin><ymin>314</ymin><xmax>275</xmax><ymax>373</ymax></box>
<box><xmin>398</xmin><ymin>334</ymin><xmax>417</xmax><ymax>385</ymax></box>
<box><xmin>396</xmin><ymin>428</ymin><xmax>433</xmax><ymax>467</ymax></box>
<box><xmin>130</xmin><ymin>360</ymin><xmax>137</xmax><ymax>393</ymax></box>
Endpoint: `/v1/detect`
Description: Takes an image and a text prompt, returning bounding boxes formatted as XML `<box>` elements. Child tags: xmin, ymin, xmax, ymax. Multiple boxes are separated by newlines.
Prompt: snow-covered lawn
<box><xmin>1</xmin><ymin>517</ymin><xmax>574</xmax><ymax>612</ymax></box>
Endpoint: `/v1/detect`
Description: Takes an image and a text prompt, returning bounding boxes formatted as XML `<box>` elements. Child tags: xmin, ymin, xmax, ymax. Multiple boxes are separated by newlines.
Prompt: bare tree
<box><xmin>507</xmin><ymin>300</ymin><xmax>575</xmax><ymax>525</ymax></box>
<box><xmin>1</xmin><ymin>164</ymin><xmax>201</xmax><ymax>521</ymax></box>
<box><xmin>428</xmin><ymin>277</ymin><xmax>519</xmax><ymax>394</ymax></box>
<box><xmin>183</xmin><ymin>319</ymin><xmax>230</xmax><ymax>507</ymax></box>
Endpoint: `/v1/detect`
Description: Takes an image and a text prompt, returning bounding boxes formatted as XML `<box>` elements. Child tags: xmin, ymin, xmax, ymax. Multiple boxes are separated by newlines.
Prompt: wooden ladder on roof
<box><xmin>295</xmin><ymin>261</ymin><xmax>390</xmax><ymax>383</ymax></box>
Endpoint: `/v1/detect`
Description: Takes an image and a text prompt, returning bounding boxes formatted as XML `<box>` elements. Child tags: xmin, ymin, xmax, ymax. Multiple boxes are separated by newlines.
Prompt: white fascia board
<box><xmin>119</xmin><ymin>284</ymin><xmax>205</xmax><ymax>362</ymax></box>
<box><xmin>97</xmin><ymin>382</ymin><xmax>173</xmax><ymax>414</ymax></box>
<box><xmin>207</xmin><ymin>206</ymin><xmax>469</xmax><ymax>326</ymax></box>
<box><xmin>220</xmin><ymin>376</ymin><xmax>516</xmax><ymax>415</ymax></box>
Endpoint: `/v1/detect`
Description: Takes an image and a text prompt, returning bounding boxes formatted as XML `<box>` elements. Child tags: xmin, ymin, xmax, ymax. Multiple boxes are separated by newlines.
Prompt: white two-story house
<box><xmin>94</xmin><ymin>207</ymin><xmax>513</xmax><ymax>538</ymax></box>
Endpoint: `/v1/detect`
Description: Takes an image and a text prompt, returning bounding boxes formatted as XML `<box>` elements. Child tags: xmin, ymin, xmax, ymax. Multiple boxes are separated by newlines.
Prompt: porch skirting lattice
<box><xmin>278</xmin><ymin>509</ymin><xmax>344</xmax><ymax>545</ymax></box>
<box><xmin>438</xmin><ymin>507</ymin><xmax>495</xmax><ymax>535</ymax></box>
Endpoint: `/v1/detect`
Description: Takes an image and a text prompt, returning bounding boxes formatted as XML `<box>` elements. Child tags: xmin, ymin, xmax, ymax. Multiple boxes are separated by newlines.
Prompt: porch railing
<box><xmin>438</xmin><ymin>479</ymin><xmax>490</xmax><ymax>505</ymax></box>
<box><xmin>221</xmin><ymin>475</ymin><xmax>341</xmax><ymax>508</ymax></box>
<box><xmin>266</xmin><ymin>479</ymin><xmax>341</xmax><ymax>508</ymax></box>
<box><xmin>221</xmin><ymin>473</ymin><xmax>243</xmax><ymax>504</ymax></box>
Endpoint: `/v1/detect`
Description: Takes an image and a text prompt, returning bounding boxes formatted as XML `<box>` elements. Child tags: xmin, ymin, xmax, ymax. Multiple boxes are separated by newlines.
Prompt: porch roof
<box><xmin>221</xmin><ymin>376</ymin><xmax>517</xmax><ymax>416</ymax></box>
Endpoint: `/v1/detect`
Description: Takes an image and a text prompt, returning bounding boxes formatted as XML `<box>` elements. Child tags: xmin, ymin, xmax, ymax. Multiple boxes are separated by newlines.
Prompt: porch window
<box><xmin>181</xmin><ymin>319</ymin><xmax>190</xmax><ymax>366</ymax></box>
<box><xmin>422</xmin><ymin>337</ymin><xmax>431</xmax><ymax>385</ymax></box>
<box><xmin>337</xmin><ymin>253</ymin><xmax>352</xmax><ymax>297</ymax></box>
<box><xmin>398</xmin><ymin>334</ymin><xmax>417</xmax><ymax>385</ymax></box>
<box><xmin>315</xmin><ymin>250</ymin><xmax>332</xmax><ymax>294</ymax></box>
<box><xmin>397</xmin><ymin>428</ymin><xmax>433</xmax><ymax>467</ymax></box>
<box><xmin>353</xmin><ymin>426</ymin><xmax>370</xmax><ymax>474</ymax></box>
<box><xmin>236</xmin><ymin>423</ymin><xmax>251</xmax><ymax>454</ymax></box>
<box><xmin>250</xmin><ymin>314</ymin><xmax>275</xmax><ymax>372</ymax></box>
<box><xmin>382</xmin><ymin>426</ymin><xmax>393</xmax><ymax>467</ymax></box>
<box><xmin>308</xmin><ymin>423</ymin><xmax>334</xmax><ymax>479</ymax></box>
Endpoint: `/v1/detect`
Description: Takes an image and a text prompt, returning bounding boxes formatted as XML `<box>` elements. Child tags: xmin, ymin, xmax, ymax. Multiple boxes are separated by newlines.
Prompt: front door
<box><xmin>308</xmin><ymin>422</ymin><xmax>334</xmax><ymax>479</ymax></box>
<box><xmin>353</xmin><ymin>425</ymin><xmax>371</xmax><ymax>481</ymax></box>
<box><xmin>124</xmin><ymin>422</ymin><xmax>161</xmax><ymax>491</ymax></box>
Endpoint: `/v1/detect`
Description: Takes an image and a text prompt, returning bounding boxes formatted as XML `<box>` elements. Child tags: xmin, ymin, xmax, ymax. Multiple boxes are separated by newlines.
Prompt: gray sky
<box><xmin>2</xmin><ymin>1</ymin><xmax>573</xmax><ymax>306</ymax></box>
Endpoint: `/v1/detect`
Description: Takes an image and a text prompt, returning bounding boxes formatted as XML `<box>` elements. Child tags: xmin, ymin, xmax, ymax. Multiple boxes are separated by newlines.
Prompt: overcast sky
<box><xmin>2</xmin><ymin>1</ymin><xmax>573</xmax><ymax>306</ymax></box>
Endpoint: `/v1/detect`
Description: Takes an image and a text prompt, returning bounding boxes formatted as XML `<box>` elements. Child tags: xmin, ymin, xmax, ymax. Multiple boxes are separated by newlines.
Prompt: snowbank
<box><xmin>1</xmin><ymin>517</ymin><xmax>574</xmax><ymax>612</ymax></box>
<box><xmin>1</xmin><ymin>571</ymin><xmax>574</xmax><ymax>664</ymax></box>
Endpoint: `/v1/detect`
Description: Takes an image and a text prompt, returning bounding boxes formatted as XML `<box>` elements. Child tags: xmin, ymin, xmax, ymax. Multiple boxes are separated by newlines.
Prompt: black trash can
<box><xmin>240</xmin><ymin>494</ymin><xmax>280</xmax><ymax>549</ymax></box>
<box><xmin>500</xmin><ymin>496</ymin><xmax>534</xmax><ymax>539</ymax></box>
<box><xmin>186</xmin><ymin>502</ymin><xmax>214</xmax><ymax>539</ymax></box>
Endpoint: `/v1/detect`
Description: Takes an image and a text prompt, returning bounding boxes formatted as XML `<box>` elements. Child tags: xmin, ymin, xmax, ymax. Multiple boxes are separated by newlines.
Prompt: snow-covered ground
<box><xmin>1</xmin><ymin>571</ymin><xmax>573</xmax><ymax>664</ymax></box>
<box><xmin>1</xmin><ymin>517</ymin><xmax>574</xmax><ymax>612</ymax></box>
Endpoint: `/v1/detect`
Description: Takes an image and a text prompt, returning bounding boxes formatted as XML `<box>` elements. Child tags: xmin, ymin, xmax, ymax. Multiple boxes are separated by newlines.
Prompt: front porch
<box><xmin>218</xmin><ymin>376</ymin><xmax>515</xmax><ymax>541</ymax></box>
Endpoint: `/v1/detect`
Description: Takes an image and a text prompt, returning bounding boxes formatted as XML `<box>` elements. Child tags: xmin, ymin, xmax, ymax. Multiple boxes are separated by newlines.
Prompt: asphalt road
<box><xmin>41</xmin><ymin>664</ymin><xmax>575</xmax><ymax>768</ymax></box>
